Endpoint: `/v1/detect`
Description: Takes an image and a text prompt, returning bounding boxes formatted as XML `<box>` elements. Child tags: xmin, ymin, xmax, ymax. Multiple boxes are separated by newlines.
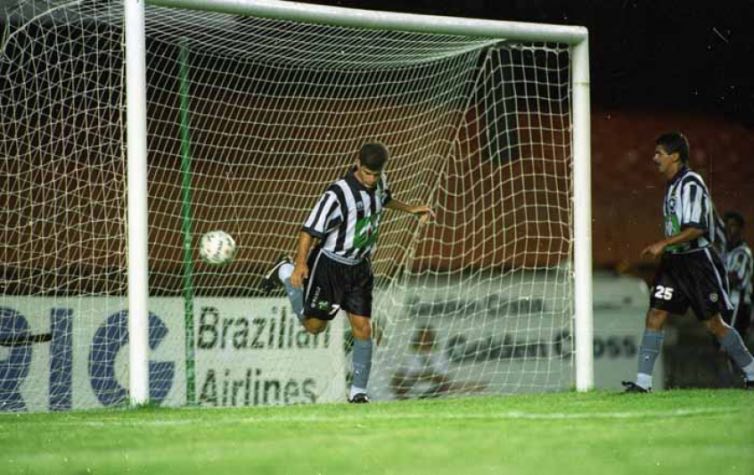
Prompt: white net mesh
<box><xmin>1</xmin><ymin>1</ymin><xmax>131</xmax><ymax>412</ymax></box>
<box><xmin>1</xmin><ymin>0</ymin><xmax>574</xmax><ymax>411</ymax></box>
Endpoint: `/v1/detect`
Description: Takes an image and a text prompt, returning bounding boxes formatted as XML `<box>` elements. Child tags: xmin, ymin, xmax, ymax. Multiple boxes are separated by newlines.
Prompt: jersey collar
<box><xmin>667</xmin><ymin>165</ymin><xmax>689</xmax><ymax>186</ymax></box>
<box><xmin>345</xmin><ymin>165</ymin><xmax>375</xmax><ymax>194</ymax></box>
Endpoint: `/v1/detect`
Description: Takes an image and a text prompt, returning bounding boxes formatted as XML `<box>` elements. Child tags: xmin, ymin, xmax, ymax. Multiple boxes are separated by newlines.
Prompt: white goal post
<box><xmin>129</xmin><ymin>0</ymin><xmax>593</xmax><ymax>401</ymax></box>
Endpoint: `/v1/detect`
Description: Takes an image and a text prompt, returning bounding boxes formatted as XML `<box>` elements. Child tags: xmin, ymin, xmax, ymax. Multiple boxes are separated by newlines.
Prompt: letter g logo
<box><xmin>89</xmin><ymin>311</ymin><xmax>175</xmax><ymax>406</ymax></box>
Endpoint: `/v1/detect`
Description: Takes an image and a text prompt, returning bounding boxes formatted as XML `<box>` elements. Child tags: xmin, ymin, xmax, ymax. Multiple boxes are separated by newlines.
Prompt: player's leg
<box><xmin>301</xmin><ymin>317</ymin><xmax>328</xmax><ymax>334</ymax></box>
<box><xmin>344</xmin><ymin>259</ymin><xmax>375</xmax><ymax>403</ymax></box>
<box><xmin>278</xmin><ymin>257</ymin><xmax>329</xmax><ymax>332</ymax></box>
<box><xmin>703</xmin><ymin>314</ymin><xmax>754</xmax><ymax>387</ymax></box>
<box><xmin>691</xmin><ymin>249</ymin><xmax>754</xmax><ymax>388</ymax></box>
<box><xmin>640</xmin><ymin>307</ymin><xmax>669</xmax><ymax>379</ymax></box>
<box><xmin>624</xmin><ymin>256</ymin><xmax>685</xmax><ymax>392</ymax></box>
<box><xmin>261</xmin><ymin>250</ymin><xmax>337</xmax><ymax>334</ymax></box>
<box><xmin>275</xmin><ymin>258</ymin><xmax>330</xmax><ymax>335</ymax></box>
<box><xmin>347</xmin><ymin>313</ymin><xmax>372</xmax><ymax>403</ymax></box>
<box><xmin>623</xmin><ymin>307</ymin><xmax>669</xmax><ymax>392</ymax></box>
<box><xmin>274</xmin><ymin>260</ymin><xmax>328</xmax><ymax>332</ymax></box>
<box><xmin>260</xmin><ymin>255</ymin><xmax>307</xmax><ymax>322</ymax></box>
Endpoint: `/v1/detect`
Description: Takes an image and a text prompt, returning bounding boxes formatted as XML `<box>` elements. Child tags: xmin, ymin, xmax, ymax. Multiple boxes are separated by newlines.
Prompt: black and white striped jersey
<box><xmin>302</xmin><ymin>166</ymin><xmax>392</xmax><ymax>263</ymax></box>
<box><xmin>725</xmin><ymin>241</ymin><xmax>753</xmax><ymax>307</ymax></box>
<box><xmin>663</xmin><ymin>167</ymin><xmax>717</xmax><ymax>254</ymax></box>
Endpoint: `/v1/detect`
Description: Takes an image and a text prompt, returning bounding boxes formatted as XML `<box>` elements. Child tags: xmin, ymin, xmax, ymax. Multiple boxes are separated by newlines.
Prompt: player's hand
<box><xmin>411</xmin><ymin>205</ymin><xmax>435</xmax><ymax>224</ymax></box>
<box><xmin>291</xmin><ymin>263</ymin><xmax>309</xmax><ymax>288</ymax></box>
<box><xmin>641</xmin><ymin>241</ymin><xmax>665</xmax><ymax>260</ymax></box>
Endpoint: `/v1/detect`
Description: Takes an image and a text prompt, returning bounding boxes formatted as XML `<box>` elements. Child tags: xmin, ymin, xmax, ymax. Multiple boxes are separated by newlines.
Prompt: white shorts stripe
<box><xmin>305</xmin><ymin>249</ymin><xmax>323</xmax><ymax>300</ymax></box>
<box><xmin>704</xmin><ymin>248</ymin><xmax>733</xmax><ymax>311</ymax></box>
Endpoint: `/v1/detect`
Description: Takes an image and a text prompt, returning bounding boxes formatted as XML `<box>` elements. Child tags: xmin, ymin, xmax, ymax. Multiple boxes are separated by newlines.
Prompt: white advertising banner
<box><xmin>367</xmin><ymin>278</ymin><xmax>574</xmax><ymax>400</ymax></box>
<box><xmin>0</xmin><ymin>297</ymin><xmax>184</xmax><ymax>412</ymax></box>
<box><xmin>0</xmin><ymin>297</ymin><xmax>344</xmax><ymax>412</ymax></box>
<box><xmin>0</xmin><ymin>272</ymin><xmax>656</xmax><ymax>411</ymax></box>
<box><xmin>191</xmin><ymin>298</ymin><xmax>345</xmax><ymax>407</ymax></box>
<box><xmin>366</xmin><ymin>271</ymin><xmax>659</xmax><ymax>400</ymax></box>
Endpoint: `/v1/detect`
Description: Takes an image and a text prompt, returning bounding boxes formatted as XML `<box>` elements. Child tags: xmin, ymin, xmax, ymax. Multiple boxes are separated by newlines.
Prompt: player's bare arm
<box><xmin>291</xmin><ymin>231</ymin><xmax>316</xmax><ymax>288</ymax></box>
<box><xmin>386</xmin><ymin>199</ymin><xmax>435</xmax><ymax>223</ymax></box>
<box><xmin>641</xmin><ymin>227</ymin><xmax>704</xmax><ymax>259</ymax></box>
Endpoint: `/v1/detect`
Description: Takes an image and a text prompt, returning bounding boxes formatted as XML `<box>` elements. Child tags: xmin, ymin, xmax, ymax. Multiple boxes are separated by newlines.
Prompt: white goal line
<box><xmin>5</xmin><ymin>407</ymin><xmax>733</xmax><ymax>427</ymax></box>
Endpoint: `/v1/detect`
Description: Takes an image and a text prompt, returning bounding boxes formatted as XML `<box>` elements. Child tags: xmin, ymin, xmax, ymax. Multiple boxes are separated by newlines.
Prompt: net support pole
<box><xmin>125</xmin><ymin>0</ymin><xmax>150</xmax><ymax>406</ymax></box>
<box><xmin>178</xmin><ymin>39</ymin><xmax>197</xmax><ymax>406</ymax></box>
<box><xmin>572</xmin><ymin>36</ymin><xmax>593</xmax><ymax>392</ymax></box>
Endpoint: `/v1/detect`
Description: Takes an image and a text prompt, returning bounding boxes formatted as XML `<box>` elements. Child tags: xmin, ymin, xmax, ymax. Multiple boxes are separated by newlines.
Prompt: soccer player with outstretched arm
<box><xmin>623</xmin><ymin>132</ymin><xmax>754</xmax><ymax>392</ymax></box>
<box><xmin>261</xmin><ymin>142</ymin><xmax>433</xmax><ymax>403</ymax></box>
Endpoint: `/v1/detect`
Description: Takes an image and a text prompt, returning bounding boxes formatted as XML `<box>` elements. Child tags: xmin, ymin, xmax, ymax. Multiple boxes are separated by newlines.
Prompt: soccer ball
<box><xmin>199</xmin><ymin>230</ymin><xmax>237</xmax><ymax>265</ymax></box>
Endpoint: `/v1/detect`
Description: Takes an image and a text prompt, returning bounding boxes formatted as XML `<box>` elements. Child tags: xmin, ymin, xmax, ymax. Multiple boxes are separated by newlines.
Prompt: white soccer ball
<box><xmin>199</xmin><ymin>230</ymin><xmax>237</xmax><ymax>265</ymax></box>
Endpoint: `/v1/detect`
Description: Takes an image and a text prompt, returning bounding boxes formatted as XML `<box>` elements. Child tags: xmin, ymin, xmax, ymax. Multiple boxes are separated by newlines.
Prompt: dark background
<box><xmin>303</xmin><ymin>0</ymin><xmax>754</xmax><ymax>127</ymax></box>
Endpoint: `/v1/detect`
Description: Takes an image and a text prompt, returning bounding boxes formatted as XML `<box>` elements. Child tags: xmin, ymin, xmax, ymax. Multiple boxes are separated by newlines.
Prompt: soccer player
<box><xmin>723</xmin><ymin>211</ymin><xmax>753</xmax><ymax>339</ymax></box>
<box><xmin>622</xmin><ymin>132</ymin><xmax>754</xmax><ymax>392</ymax></box>
<box><xmin>261</xmin><ymin>142</ymin><xmax>433</xmax><ymax>403</ymax></box>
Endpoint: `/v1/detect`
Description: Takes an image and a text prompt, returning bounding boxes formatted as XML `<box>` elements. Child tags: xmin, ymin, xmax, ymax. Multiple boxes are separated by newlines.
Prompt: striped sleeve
<box><xmin>729</xmin><ymin>249</ymin><xmax>753</xmax><ymax>283</ymax></box>
<box><xmin>680</xmin><ymin>179</ymin><xmax>707</xmax><ymax>230</ymax></box>
<box><xmin>302</xmin><ymin>190</ymin><xmax>341</xmax><ymax>238</ymax></box>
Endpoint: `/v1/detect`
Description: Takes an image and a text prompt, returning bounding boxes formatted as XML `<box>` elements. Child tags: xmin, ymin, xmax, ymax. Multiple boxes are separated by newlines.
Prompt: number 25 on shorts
<box><xmin>653</xmin><ymin>285</ymin><xmax>674</xmax><ymax>301</ymax></box>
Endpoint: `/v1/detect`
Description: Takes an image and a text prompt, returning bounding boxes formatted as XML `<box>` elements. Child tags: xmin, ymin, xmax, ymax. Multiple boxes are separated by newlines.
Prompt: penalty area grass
<box><xmin>0</xmin><ymin>389</ymin><xmax>752</xmax><ymax>475</ymax></box>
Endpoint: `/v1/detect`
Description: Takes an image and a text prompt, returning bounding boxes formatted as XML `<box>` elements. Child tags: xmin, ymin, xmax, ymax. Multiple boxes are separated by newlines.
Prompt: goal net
<box><xmin>1</xmin><ymin>0</ymin><xmax>587</xmax><ymax>411</ymax></box>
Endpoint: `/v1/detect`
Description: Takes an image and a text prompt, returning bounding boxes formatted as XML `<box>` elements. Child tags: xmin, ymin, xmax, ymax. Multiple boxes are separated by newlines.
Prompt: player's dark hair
<box><xmin>656</xmin><ymin>132</ymin><xmax>689</xmax><ymax>164</ymax></box>
<box><xmin>724</xmin><ymin>211</ymin><xmax>745</xmax><ymax>228</ymax></box>
<box><xmin>359</xmin><ymin>142</ymin><xmax>389</xmax><ymax>171</ymax></box>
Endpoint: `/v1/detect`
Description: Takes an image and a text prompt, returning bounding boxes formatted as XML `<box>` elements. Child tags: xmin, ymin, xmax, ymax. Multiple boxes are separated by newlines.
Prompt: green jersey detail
<box><xmin>354</xmin><ymin>214</ymin><xmax>380</xmax><ymax>249</ymax></box>
<box><xmin>664</xmin><ymin>215</ymin><xmax>682</xmax><ymax>252</ymax></box>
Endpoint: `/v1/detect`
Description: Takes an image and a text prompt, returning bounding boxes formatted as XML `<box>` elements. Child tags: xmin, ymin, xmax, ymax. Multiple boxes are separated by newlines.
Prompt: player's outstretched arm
<box><xmin>385</xmin><ymin>199</ymin><xmax>435</xmax><ymax>224</ymax></box>
<box><xmin>641</xmin><ymin>227</ymin><xmax>704</xmax><ymax>260</ymax></box>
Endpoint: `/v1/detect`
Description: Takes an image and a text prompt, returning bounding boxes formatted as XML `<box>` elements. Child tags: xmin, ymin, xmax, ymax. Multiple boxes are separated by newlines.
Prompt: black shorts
<box><xmin>303</xmin><ymin>248</ymin><xmax>373</xmax><ymax>320</ymax></box>
<box><xmin>650</xmin><ymin>248</ymin><xmax>733</xmax><ymax>321</ymax></box>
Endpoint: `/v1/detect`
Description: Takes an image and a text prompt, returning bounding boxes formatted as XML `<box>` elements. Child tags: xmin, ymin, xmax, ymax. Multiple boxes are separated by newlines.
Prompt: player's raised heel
<box><xmin>259</xmin><ymin>255</ymin><xmax>292</xmax><ymax>293</ymax></box>
<box><xmin>621</xmin><ymin>381</ymin><xmax>650</xmax><ymax>393</ymax></box>
<box><xmin>349</xmin><ymin>393</ymin><xmax>369</xmax><ymax>404</ymax></box>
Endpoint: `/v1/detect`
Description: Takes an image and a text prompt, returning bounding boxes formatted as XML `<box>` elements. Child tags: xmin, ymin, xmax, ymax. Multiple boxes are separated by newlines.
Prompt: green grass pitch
<box><xmin>1</xmin><ymin>390</ymin><xmax>752</xmax><ymax>474</ymax></box>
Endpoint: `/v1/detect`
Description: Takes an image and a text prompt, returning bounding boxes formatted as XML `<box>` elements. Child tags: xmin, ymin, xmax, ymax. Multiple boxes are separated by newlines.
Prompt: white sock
<box><xmin>350</xmin><ymin>386</ymin><xmax>367</xmax><ymax>399</ymax></box>
<box><xmin>743</xmin><ymin>360</ymin><xmax>754</xmax><ymax>381</ymax></box>
<box><xmin>636</xmin><ymin>373</ymin><xmax>652</xmax><ymax>390</ymax></box>
<box><xmin>278</xmin><ymin>262</ymin><xmax>294</xmax><ymax>281</ymax></box>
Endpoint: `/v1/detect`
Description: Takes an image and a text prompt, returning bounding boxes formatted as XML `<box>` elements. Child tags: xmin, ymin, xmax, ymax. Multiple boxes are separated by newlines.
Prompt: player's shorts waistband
<box><xmin>320</xmin><ymin>249</ymin><xmax>364</xmax><ymax>266</ymax></box>
<box><xmin>664</xmin><ymin>246</ymin><xmax>709</xmax><ymax>256</ymax></box>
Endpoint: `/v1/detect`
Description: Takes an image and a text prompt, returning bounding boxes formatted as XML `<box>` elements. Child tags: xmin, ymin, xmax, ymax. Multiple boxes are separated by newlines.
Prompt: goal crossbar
<box><xmin>148</xmin><ymin>0</ymin><xmax>588</xmax><ymax>44</ymax></box>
